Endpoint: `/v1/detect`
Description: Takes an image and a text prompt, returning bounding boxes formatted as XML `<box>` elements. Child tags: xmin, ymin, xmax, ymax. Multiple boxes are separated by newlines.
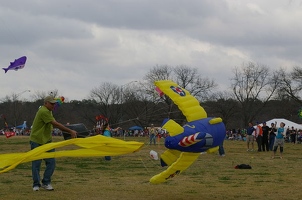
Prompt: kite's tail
<box><xmin>2</xmin><ymin>68</ymin><xmax>8</xmax><ymax>73</ymax></box>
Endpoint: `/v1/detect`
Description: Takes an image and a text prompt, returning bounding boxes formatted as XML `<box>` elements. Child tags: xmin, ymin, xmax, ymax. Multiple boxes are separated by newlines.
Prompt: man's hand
<box><xmin>70</xmin><ymin>130</ymin><xmax>77</xmax><ymax>138</ymax></box>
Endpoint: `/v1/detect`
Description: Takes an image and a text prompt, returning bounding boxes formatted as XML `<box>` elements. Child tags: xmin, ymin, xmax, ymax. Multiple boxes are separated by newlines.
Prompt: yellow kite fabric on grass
<box><xmin>0</xmin><ymin>135</ymin><xmax>143</xmax><ymax>173</ymax></box>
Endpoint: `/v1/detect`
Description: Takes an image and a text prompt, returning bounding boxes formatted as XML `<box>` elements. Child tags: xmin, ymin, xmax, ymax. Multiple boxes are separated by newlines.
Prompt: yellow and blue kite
<box><xmin>150</xmin><ymin>80</ymin><xmax>226</xmax><ymax>184</ymax></box>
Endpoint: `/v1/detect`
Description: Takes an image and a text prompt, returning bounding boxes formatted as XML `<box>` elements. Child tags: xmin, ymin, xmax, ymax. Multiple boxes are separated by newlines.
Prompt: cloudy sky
<box><xmin>0</xmin><ymin>0</ymin><xmax>301</xmax><ymax>101</ymax></box>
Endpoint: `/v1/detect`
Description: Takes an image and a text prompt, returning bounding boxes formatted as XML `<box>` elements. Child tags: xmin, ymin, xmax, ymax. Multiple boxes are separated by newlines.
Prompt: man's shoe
<box><xmin>33</xmin><ymin>186</ymin><xmax>40</xmax><ymax>191</ymax></box>
<box><xmin>41</xmin><ymin>184</ymin><xmax>54</xmax><ymax>191</ymax></box>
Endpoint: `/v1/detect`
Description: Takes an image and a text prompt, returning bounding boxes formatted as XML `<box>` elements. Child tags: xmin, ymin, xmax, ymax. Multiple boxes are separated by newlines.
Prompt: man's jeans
<box><xmin>219</xmin><ymin>144</ymin><xmax>225</xmax><ymax>155</ymax></box>
<box><xmin>149</xmin><ymin>134</ymin><xmax>156</xmax><ymax>145</ymax></box>
<box><xmin>30</xmin><ymin>141</ymin><xmax>55</xmax><ymax>187</ymax></box>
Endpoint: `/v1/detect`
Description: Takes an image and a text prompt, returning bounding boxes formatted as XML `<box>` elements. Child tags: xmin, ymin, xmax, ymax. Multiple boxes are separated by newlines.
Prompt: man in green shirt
<box><xmin>30</xmin><ymin>96</ymin><xmax>77</xmax><ymax>191</ymax></box>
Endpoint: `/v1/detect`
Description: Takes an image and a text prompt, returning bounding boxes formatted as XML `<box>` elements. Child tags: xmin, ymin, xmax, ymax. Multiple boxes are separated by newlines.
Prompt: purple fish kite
<box><xmin>2</xmin><ymin>56</ymin><xmax>27</xmax><ymax>73</ymax></box>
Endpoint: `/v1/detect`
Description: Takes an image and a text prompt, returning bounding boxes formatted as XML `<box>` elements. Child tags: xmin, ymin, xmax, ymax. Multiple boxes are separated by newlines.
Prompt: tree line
<box><xmin>1</xmin><ymin>63</ymin><xmax>302</xmax><ymax>131</ymax></box>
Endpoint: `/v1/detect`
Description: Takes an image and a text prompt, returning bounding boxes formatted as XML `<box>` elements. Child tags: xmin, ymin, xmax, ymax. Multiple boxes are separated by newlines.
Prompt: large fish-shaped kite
<box><xmin>150</xmin><ymin>80</ymin><xmax>226</xmax><ymax>184</ymax></box>
<box><xmin>2</xmin><ymin>56</ymin><xmax>27</xmax><ymax>73</ymax></box>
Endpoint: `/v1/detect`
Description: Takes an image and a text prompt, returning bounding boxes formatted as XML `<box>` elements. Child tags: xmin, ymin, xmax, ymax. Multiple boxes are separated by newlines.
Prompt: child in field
<box><xmin>102</xmin><ymin>123</ymin><xmax>121</xmax><ymax>160</ymax></box>
<box><xmin>272</xmin><ymin>122</ymin><xmax>286</xmax><ymax>159</ymax></box>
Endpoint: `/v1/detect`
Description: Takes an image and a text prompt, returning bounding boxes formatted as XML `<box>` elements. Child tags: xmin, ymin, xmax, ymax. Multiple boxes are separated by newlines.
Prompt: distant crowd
<box><xmin>226</xmin><ymin>125</ymin><xmax>302</xmax><ymax>144</ymax></box>
<box><xmin>3</xmin><ymin>122</ymin><xmax>302</xmax><ymax>146</ymax></box>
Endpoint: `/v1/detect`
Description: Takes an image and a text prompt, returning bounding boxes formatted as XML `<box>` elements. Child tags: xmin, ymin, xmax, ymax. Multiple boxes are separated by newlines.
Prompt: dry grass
<box><xmin>1</xmin><ymin>136</ymin><xmax>302</xmax><ymax>200</ymax></box>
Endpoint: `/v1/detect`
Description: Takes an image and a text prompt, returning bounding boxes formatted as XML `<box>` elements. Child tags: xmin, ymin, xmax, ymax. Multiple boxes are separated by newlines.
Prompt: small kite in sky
<box><xmin>2</xmin><ymin>56</ymin><xmax>27</xmax><ymax>73</ymax></box>
<box><xmin>54</xmin><ymin>96</ymin><xmax>65</xmax><ymax>111</ymax></box>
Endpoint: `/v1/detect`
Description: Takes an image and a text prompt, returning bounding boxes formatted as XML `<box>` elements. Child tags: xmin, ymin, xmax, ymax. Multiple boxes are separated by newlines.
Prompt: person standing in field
<box><xmin>149</xmin><ymin>124</ymin><xmax>157</xmax><ymax>145</ymax></box>
<box><xmin>261</xmin><ymin>122</ymin><xmax>270</xmax><ymax>151</ymax></box>
<box><xmin>102</xmin><ymin>123</ymin><xmax>121</xmax><ymax>160</ymax></box>
<box><xmin>246</xmin><ymin>122</ymin><xmax>255</xmax><ymax>151</ymax></box>
<box><xmin>290</xmin><ymin>126</ymin><xmax>297</xmax><ymax>145</ymax></box>
<box><xmin>269</xmin><ymin>122</ymin><xmax>277</xmax><ymax>151</ymax></box>
<box><xmin>272</xmin><ymin>122</ymin><xmax>286</xmax><ymax>159</ymax></box>
<box><xmin>255</xmin><ymin>122</ymin><xmax>263</xmax><ymax>152</ymax></box>
<box><xmin>30</xmin><ymin>96</ymin><xmax>77</xmax><ymax>191</ymax></box>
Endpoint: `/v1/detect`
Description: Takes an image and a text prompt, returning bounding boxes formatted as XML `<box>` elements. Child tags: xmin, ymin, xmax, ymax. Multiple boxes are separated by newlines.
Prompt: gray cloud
<box><xmin>0</xmin><ymin>0</ymin><xmax>301</xmax><ymax>100</ymax></box>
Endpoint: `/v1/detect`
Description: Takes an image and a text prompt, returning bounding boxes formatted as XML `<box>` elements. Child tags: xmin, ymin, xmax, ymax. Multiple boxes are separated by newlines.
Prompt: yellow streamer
<box><xmin>0</xmin><ymin>135</ymin><xmax>143</xmax><ymax>173</ymax></box>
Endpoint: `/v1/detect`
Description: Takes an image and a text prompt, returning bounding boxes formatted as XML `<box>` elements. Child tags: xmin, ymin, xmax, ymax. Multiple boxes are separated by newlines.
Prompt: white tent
<box><xmin>265</xmin><ymin>118</ymin><xmax>302</xmax><ymax>130</ymax></box>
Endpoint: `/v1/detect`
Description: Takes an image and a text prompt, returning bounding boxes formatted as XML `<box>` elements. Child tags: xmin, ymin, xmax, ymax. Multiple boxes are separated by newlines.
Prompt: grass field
<box><xmin>0</xmin><ymin>136</ymin><xmax>302</xmax><ymax>200</ymax></box>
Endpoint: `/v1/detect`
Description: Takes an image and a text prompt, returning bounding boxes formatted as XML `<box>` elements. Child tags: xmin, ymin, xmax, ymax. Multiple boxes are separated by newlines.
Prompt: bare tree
<box><xmin>206</xmin><ymin>91</ymin><xmax>240</xmax><ymax>128</ymax></box>
<box><xmin>143</xmin><ymin>65</ymin><xmax>175</xmax><ymax>120</ymax></box>
<box><xmin>174</xmin><ymin>65</ymin><xmax>217</xmax><ymax>100</ymax></box>
<box><xmin>89</xmin><ymin>82</ymin><xmax>120</xmax><ymax>124</ymax></box>
<box><xmin>127</xmin><ymin>83</ymin><xmax>168</xmax><ymax>127</ymax></box>
<box><xmin>231</xmin><ymin>62</ymin><xmax>280</xmax><ymax>125</ymax></box>
<box><xmin>144</xmin><ymin>65</ymin><xmax>217</xmax><ymax>123</ymax></box>
<box><xmin>144</xmin><ymin>65</ymin><xmax>216</xmax><ymax>100</ymax></box>
<box><xmin>144</xmin><ymin>65</ymin><xmax>173</xmax><ymax>84</ymax></box>
<box><xmin>30</xmin><ymin>89</ymin><xmax>60</xmax><ymax>101</ymax></box>
<box><xmin>278</xmin><ymin>67</ymin><xmax>302</xmax><ymax>103</ymax></box>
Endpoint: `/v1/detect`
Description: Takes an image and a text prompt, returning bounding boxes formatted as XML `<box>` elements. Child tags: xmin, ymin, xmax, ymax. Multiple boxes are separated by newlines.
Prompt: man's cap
<box><xmin>44</xmin><ymin>96</ymin><xmax>56</xmax><ymax>103</ymax></box>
